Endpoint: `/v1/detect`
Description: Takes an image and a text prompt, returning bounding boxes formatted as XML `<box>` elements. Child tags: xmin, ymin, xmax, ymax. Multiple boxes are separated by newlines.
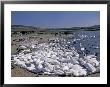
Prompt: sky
<box><xmin>11</xmin><ymin>11</ymin><xmax>100</xmax><ymax>28</ymax></box>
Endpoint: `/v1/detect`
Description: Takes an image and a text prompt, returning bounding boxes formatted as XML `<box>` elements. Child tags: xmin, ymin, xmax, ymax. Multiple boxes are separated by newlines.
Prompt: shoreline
<box><xmin>11</xmin><ymin>33</ymin><xmax>100</xmax><ymax>77</ymax></box>
<box><xmin>11</xmin><ymin>66</ymin><xmax>100</xmax><ymax>77</ymax></box>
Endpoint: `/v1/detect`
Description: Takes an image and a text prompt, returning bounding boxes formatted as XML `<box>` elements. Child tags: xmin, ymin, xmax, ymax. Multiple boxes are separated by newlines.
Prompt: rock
<box><xmin>25</xmin><ymin>63</ymin><xmax>31</xmax><ymax>67</ymax></box>
<box><xmin>84</xmin><ymin>55</ymin><xmax>100</xmax><ymax>67</ymax></box>
<box><xmin>70</xmin><ymin>64</ymin><xmax>87</xmax><ymax>76</ymax></box>
<box><xmin>11</xmin><ymin>37</ymin><xmax>100</xmax><ymax>76</ymax></box>
<box><xmin>21</xmin><ymin>49</ymin><xmax>31</xmax><ymax>54</ymax></box>
<box><xmin>84</xmin><ymin>63</ymin><xmax>96</xmax><ymax>73</ymax></box>
<box><xmin>63</xmin><ymin>66</ymin><xmax>69</xmax><ymax>71</ymax></box>
<box><xmin>20</xmin><ymin>45</ymin><xmax>27</xmax><ymax>49</ymax></box>
<box><xmin>38</xmin><ymin>64</ymin><xmax>43</xmax><ymax>69</ymax></box>
<box><xmin>27</xmin><ymin>64</ymin><xmax>35</xmax><ymax>70</ymax></box>
<box><xmin>54</xmin><ymin>70</ymin><xmax>64</xmax><ymax>75</ymax></box>
<box><xmin>70</xmin><ymin>69</ymin><xmax>79</xmax><ymax>76</ymax></box>
<box><xmin>79</xmin><ymin>58</ymin><xmax>86</xmax><ymax>65</ymax></box>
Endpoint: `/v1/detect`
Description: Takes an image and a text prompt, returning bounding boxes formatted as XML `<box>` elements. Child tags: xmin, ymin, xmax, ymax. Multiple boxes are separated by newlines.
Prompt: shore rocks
<box><xmin>11</xmin><ymin>37</ymin><xmax>100</xmax><ymax>76</ymax></box>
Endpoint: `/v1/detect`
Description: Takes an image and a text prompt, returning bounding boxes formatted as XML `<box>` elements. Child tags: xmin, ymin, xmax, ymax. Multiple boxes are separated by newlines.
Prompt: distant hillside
<box><xmin>11</xmin><ymin>25</ymin><xmax>39</xmax><ymax>31</ymax></box>
<box><xmin>11</xmin><ymin>25</ymin><xmax>100</xmax><ymax>31</ymax></box>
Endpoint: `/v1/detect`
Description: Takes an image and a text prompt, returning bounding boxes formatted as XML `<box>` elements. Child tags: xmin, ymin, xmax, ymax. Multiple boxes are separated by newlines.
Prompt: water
<box><xmin>64</xmin><ymin>30</ymin><xmax>100</xmax><ymax>60</ymax></box>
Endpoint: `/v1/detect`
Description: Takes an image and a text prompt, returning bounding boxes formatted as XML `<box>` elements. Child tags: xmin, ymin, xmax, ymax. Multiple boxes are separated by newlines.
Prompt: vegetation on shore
<box><xmin>11</xmin><ymin>25</ymin><xmax>100</xmax><ymax>35</ymax></box>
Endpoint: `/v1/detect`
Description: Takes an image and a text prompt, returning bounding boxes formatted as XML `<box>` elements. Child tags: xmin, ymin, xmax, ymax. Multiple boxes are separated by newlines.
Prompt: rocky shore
<box><xmin>11</xmin><ymin>66</ymin><xmax>100</xmax><ymax>77</ymax></box>
<box><xmin>11</xmin><ymin>33</ymin><xmax>100</xmax><ymax>77</ymax></box>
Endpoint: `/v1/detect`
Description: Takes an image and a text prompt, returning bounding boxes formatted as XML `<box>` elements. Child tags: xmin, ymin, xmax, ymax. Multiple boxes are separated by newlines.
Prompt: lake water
<box><xmin>59</xmin><ymin>30</ymin><xmax>100</xmax><ymax>60</ymax></box>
